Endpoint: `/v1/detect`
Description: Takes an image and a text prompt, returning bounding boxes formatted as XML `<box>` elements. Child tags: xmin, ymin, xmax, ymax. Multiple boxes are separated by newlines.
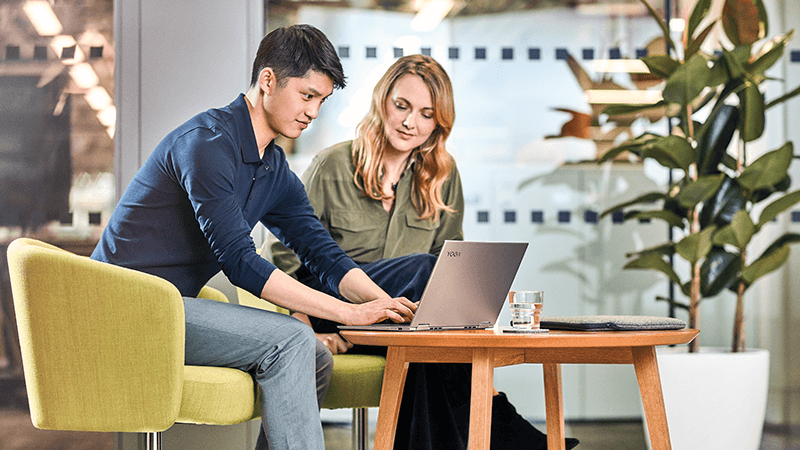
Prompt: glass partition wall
<box><xmin>0</xmin><ymin>0</ymin><xmax>114</xmax><ymax>385</ymax></box>
<box><xmin>266</xmin><ymin>0</ymin><xmax>800</xmax><ymax>427</ymax></box>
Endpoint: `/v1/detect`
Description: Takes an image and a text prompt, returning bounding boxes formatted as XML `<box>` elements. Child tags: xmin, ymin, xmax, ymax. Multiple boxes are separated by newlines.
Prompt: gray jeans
<box><xmin>183</xmin><ymin>297</ymin><xmax>333</xmax><ymax>450</ymax></box>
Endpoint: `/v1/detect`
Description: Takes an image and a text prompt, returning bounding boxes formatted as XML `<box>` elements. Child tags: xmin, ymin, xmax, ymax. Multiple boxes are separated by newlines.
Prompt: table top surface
<box><xmin>340</xmin><ymin>328</ymin><xmax>699</xmax><ymax>349</ymax></box>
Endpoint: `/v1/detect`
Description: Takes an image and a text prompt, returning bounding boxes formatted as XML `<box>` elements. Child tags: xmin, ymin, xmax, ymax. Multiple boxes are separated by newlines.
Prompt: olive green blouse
<box><xmin>268</xmin><ymin>140</ymin><xmax>464</xmax><ymax>277</ymax></box>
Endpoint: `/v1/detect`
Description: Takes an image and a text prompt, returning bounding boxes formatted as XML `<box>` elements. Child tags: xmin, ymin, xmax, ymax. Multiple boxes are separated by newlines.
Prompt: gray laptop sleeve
<box><xmin>540</xmin><ymin>315</ymin><xmax>686</xmax><ymax>331</ymax></box>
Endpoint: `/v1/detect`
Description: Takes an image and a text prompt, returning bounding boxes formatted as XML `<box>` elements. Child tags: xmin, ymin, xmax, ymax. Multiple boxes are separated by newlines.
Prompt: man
<box><xmin>92</xmin><ymin>24</ymin><xmax>416</xmax><ymax>450</ymax></box>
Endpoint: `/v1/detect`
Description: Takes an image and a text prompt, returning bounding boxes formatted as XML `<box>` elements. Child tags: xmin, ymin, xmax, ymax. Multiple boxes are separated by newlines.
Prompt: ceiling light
<box><xmin>84</xmin><ymin>86</ymin><xmax>112</xmax><ymax>110</ymax></box>
<box><xmin>23</xmin><ymin>0</ymin><xmax>63</xmax><ymax>36</ymax></box>
<box><xmin>411</xmin><ymin>0</ymin><xmax>454</xmax><ymax>32</ymax></box>
<box><xmin>69</xmin><ymin>63</ymin><xmax>99</xmax><ymax>89</ymax></box>
<box><xmin>577</xmin><ymin>3</ymin><xmax>646</xmax><ymax>16</ymax></box>
<box><xmin>591</xmin><ymin>59</ymin><xmax>650</xmax><ymax>73</ymax></box>
<box><xmin>585</xmin><ymin>89</ymin><xmax>663</xmax><ymax>104</ymax></box>
<box><xmin>669</xmin><ymin>18</ymin><xmax>686</xmax><ymax>33</ymax></box>
<box><xmin>97</xmin><ymin>105</ymin><xmax>116</xmax><ymax>127</ymax></box>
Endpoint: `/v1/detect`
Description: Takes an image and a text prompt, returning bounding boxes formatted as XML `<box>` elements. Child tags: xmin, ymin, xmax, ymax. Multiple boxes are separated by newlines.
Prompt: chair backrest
<box><xmin>6</xmin><ymin>238</ymin><xmax>185</xmax><ymax>432</ymax></box>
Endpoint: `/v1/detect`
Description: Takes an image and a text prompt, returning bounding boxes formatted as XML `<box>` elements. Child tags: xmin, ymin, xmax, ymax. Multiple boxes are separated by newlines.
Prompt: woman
<box><xmin>269</xmin><ymin>54</ymin><xmax>578</xmax><ymax>450</ymax></box>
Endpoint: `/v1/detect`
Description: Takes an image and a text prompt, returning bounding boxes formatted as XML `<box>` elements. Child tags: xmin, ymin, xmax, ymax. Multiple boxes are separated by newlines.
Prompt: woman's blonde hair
<box><xmin>352</xmin><ymin>54</ymin><xmax>455</xmax><ymax>221</ymax></box>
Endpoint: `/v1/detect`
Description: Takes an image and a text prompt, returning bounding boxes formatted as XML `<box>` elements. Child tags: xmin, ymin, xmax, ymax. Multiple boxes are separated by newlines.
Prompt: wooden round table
<box><xmin>341</xmin><ymin>328</ymin><xmax>698</xmax><ymax>450</ymax></box>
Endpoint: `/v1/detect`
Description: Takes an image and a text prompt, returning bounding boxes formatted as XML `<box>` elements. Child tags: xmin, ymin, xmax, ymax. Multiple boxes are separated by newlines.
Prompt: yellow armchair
<box><xmin>7</xmin><ymin>238</ymin><xmax>258</xmax><ymax>449</ymax></box>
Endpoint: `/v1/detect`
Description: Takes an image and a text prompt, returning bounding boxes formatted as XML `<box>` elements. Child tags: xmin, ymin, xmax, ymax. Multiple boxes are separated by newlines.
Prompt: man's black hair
<box><xmin>250</xmin><ymin>24</ymin><xmax>346</xmax><ymax>90</ymax></box>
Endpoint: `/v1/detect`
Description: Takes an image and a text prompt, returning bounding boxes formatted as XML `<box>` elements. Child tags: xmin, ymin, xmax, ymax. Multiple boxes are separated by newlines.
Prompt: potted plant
<box><xmin>596</xmin><ymin>0</ymin><xmax>800</xmax><ymax>447</ymax></box>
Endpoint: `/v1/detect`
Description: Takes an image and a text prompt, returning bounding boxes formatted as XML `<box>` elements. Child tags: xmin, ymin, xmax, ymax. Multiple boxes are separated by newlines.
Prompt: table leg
<box><xmin>543</xmin><ymin>363</ymin><xmax>565</xmax><ymax>450</ymax></box>
<box><xmin>632</xmin><ymin>346</ymin><xmax>672</xmax><ymax>450</ymax></box>
<box><xmin>373</xmin><ymin>346</ymin><xmax>409</xmax><ymax>450</ymax></box>
<box><xmin>469</xmin><ymin>347</ymin><xmax>493</xmax><ymax>450</ymax></box>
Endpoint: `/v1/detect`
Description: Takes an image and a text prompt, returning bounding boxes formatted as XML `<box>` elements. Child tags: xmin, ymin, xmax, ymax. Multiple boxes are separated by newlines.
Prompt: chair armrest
<box><xmin>198</xmin><ymin>285</ymin><xmax>229</xmax><ymax>303</ymax></box>
<box><xmin>7</xmin><ymin>238</ymin><xmax>184</xmax><ymax>432</ymax></box>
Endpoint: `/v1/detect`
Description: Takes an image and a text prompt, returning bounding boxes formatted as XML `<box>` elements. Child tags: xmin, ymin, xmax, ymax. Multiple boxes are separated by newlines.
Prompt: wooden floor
<box><xmin>2</xmin><ymin>406</ymin><xmax>799</xmax><ymax>450</ymax></box>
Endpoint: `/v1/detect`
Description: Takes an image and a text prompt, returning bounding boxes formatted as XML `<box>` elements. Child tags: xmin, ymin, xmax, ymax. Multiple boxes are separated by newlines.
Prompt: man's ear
<box><xmin>258</xmin><ymin>68</ymin><xmax>275</xmax><ymax>94</ymax></box>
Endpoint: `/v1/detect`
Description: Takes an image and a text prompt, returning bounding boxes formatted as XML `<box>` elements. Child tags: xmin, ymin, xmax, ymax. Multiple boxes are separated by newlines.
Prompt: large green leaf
<box><xmin>700</xmin><ymin>247</ymin><xmax>741</xmax><ymax>297</ymax></box>
<box><xmin>600</xmin><ymin>191</ymin><xmax>667</xmax><ymax>218</ymax></box>
<box><xmin>624</xmin><ymin>252</ymin><xmax>684</xmax><ymax>287</ymax></box>
<box><xmin>696</xmin><ymin>105</ymin><xmax>740</xmax><ymax>175</ymax></box>
<box><xmin>759</xmin><ymin>233</ymin><xmax>800</xmax><ymax>259</ymax></box>
<box><xmin>625</xmin><ymin>210</ymin><xmax>686</xmax><ymax>228</ymax></box>
<box><xmin>677</xmin><ymin>174</ymin><xmax>726</xmax><ymax>208</ymax></box>
<box><xmin>722</xmin><ymin>0</ymin><xmax>764</xmax><ymax>46</ymax></box>
<box><xmin>722</xmin><ymin>46</ymin><xmax>747</xmax><ymax>79</ymax></box>
<box><xmin>663</xmin><ymin>54</ymin><xmax>712</xmax><ymax>106</ymax></box>
<box><xmin>752</xmin><ymin>175</ymin><xmax>792</xmax><ymax>203</ymax></box>
<box><xmin>757</xmin><ymin>190</ymin><xmax>800</xmax><ymax>227</ymax></box>
<box><xmin>641</xmin><ymin>56</ymin><xmax>680</xmax><ymax>79</ymax></box>
<box><xmin>597</xmin><ymin>133</ymin><xmax>660</xmax><ymax>164</ymax></box>
<box><xmin>603</xmin><ymin>101</ymin><xmax>668</xmax><ymax>117</ymax></box>
<box><xmin>688</xmin><ymin>0</ymin><xmax>713</xmax><ymax>41</ymax></box>
<box><xmin>625</xmin><ymin>242</ymin><xmax>676</xmax><ymax>259</ymax></box>
<box><xmin>699</xmin><ymin>176</ymin><xmax>745</xmax><ymax>228</ymax></box>
<box><xmin>738</xmin><ymin>142</ymin><xmax>794</xmax><ymax>191</ymax></box>
<box><xmin>738</xmin><ymin>81</ymin><xmax>766</xmax><ymax>142</ymax></box>
<box><xmin>721</xmin><ymin>153</ymin><xmax>739</xmax><ymax>171</ymax></box>
<box><xmin>742</xmin><ymin>245</ymin><xmax>790</xmax><ymax>286</ymax></box>
<box><xmin>686</xmin><ymin>21</ymin><xmax>717</xmax><ymax>59</ymax></box>
<box><xmin>713</xmin><ymin>209</ymin><xmax>755</xmax><ymax>250</ymax></box>
<box><xmin>643</xmin><ymin>135</ymin><xmax>695</xmax><ymax>172</ymax></box>
<box><xmin>676</xmin><ymin>225</ymin><xmax>717</xmax><ymax>264</ymax></box>
<box><xmin>746</xmin><ymin>30</ymin><xmax>795</xmax><ymax>78</ymax></box>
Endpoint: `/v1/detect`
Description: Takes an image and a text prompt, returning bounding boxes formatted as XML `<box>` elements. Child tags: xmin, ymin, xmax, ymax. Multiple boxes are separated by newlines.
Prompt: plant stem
<box><xmin>733</xmin><ymin>278</ymin><xmax>745</xmax><ymax>352</ymax></box>
<box><xmin>688</xmin><ymin>208</ymin><xmax>701</xmax><ymax>353</ymax></box>
<box><xmin>732</xmin><ymin>137</ymin><xmax>747</xmax><ymax>353</ymax></box>
<box><xmin>689</xmin><ymin>260</ymin><xmax>701</xmax><ymax>353</ymax></box>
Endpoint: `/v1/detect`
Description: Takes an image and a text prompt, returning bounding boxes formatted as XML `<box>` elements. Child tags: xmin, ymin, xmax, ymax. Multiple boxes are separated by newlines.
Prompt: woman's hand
<box><xmin>317</xmin><ymin>333</ymin><xmax>353</xmax><ymax>355</ymax></box>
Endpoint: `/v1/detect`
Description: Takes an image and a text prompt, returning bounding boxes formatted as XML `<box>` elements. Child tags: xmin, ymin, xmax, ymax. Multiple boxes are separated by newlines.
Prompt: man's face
<box><xmin>262</xmin><ymin>70</ymin><xmax>334</xmax><ymax>139</ymax></box>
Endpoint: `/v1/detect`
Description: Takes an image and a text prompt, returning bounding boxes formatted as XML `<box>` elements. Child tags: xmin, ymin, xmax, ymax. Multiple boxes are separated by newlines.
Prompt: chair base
<box><xmin>141</xmin><ymin>410</ymin><xmax>368</xmax><ymax>450</ymax></box>
<box><xmin>145</xmin><ymin>431</ymin><xmax>162</xmax><ymax>450</ymax></box>
<box><xmin>352</xmin><ymin>408</ymin><xmax>369</xmax><ymax>450</ymax></box>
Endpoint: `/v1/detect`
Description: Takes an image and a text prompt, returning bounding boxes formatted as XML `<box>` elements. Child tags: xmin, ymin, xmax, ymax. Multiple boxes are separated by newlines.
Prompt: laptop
<box><xmin>339</xmin><ymin>240</ymin><xmax>528</xmax><ymax>331</ymax></box>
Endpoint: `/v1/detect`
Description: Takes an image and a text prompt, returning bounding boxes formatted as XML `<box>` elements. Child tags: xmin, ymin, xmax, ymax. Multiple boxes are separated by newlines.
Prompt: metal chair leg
<box><xmin>145</xmin><ymin>431</ymin><xmax>162</xmax><ymax>450</ymax></box>
<box><xmin>352</xmin><ymin>407</ymin><xmax>369</xmax><ymax>450</ymax></box>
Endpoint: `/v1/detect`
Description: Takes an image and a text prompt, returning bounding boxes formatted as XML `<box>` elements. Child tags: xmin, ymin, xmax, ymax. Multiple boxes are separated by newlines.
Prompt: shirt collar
<box><xmin>230</xmin><ymin>93</ymin><xmax>269</xmax><ymax>164</ymax></box>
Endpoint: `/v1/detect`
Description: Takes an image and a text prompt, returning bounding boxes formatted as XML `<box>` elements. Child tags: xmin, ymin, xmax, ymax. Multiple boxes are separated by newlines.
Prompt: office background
<box><xmin>1</xmin><ymin>0</ymin><xmax>799</xmax><ymax>447</ymax></box>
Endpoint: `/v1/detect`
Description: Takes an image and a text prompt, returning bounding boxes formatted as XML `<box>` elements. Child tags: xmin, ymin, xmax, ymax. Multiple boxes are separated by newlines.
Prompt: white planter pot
<box><xmin>644</xmin><ymin>347</ymin><xmax>770</xmax><ymax>450</ymax></box>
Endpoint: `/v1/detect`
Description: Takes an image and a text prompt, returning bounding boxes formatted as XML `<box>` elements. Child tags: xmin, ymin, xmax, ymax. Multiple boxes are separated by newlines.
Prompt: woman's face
<box><xmin>383</xmin><ymin>74</ymin><xmax>437</xmax><ymax>155</ymax></box>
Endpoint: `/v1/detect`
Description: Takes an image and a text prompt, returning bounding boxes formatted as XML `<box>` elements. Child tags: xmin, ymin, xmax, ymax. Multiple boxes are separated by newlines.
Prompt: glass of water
<box><xmin>509</xmin><ymin>291</ymin><xmax>544</xmax><ymax>331</ymax></box>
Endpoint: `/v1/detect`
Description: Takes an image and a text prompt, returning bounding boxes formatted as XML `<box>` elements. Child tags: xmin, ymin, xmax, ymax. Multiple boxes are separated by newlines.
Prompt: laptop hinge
<box><xmin>417</xmin><ymin>324</ymin><xmax>431</xmax><ymax>330</ymax></box>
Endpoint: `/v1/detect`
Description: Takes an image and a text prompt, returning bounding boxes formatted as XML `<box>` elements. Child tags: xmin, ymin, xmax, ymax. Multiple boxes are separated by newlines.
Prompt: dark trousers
<box><xmin>297</xmin><ymin>253</ymin><xmax>472</xmax><ymax>450</ymax></box>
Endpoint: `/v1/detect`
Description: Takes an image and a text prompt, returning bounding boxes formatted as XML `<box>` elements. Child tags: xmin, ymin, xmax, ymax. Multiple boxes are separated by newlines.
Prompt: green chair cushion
<box><xmin>178</xmin><ymin>366</ymin><xmax>260</xmax><ymax>425</ymax></box>
<box><xmin>321</xmin><ymin>354</ymin><xmax>385</xmax><ymax>410</ymax></box>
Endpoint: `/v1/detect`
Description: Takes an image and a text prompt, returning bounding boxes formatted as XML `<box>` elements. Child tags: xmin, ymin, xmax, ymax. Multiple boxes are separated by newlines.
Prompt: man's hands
<box><xmin>343</xmin><ymin>296</ymin><xmax>417</xmax><ymax>326</ymax></box>
<box><xmin>315</xmin><ymin>296</ymin><xmax>416</xmax><ymax>355</ymax></box>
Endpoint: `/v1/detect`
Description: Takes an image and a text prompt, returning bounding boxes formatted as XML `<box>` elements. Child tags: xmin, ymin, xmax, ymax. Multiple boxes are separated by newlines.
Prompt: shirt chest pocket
<box><xmin>329</xmin><ymin>211</ymin><xmax>385</xmax><ymax>255</ymax></box>
<box><xmin>403</xmin><ymin>212</ymin><xmax>439</xmax><ymax>253</ymax></box>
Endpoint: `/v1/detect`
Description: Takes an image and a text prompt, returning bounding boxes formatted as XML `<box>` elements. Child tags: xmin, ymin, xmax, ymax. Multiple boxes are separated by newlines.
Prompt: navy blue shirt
<box><xmin>92</xmin><ymin>94</ymin><xmax>357</xmax><ymax>298</ymax></box>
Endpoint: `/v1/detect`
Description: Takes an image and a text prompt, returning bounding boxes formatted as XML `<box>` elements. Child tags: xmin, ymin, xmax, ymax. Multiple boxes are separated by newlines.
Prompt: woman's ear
<box><xmin>258</xmin><ymin>68</ymin><xmax>275</xmax><ymax>94</ymax></box>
